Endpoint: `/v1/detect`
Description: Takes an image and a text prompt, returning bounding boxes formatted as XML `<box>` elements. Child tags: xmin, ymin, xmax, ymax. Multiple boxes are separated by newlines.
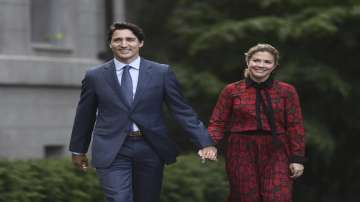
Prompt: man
<box><xmin>69</xmin><ymin>22</ymin><xmax>217</xmax><ymax>202</ymax></box>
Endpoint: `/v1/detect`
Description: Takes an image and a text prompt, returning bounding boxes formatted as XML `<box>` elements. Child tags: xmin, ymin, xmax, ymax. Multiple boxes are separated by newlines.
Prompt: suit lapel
<box><xmin>132</xmin><ymin>58</ymin><xmax>152</xmax><ymax>109</ymax></box>
<box><xmin>102</xmin><ymin>60</ymin><xmax>131</xmax><ymax>110</ymax></box>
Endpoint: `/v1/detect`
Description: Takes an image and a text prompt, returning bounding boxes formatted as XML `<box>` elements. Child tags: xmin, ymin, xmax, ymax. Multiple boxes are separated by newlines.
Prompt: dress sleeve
<box><xmin>208</xmin><ymin>85</ymin><xmax>233</xmax><ymax>144</ymax></box>
<box><xmin>285</xmin><ymin>86</ymin><xmax>306</xmax><ymax>164</ymax></box>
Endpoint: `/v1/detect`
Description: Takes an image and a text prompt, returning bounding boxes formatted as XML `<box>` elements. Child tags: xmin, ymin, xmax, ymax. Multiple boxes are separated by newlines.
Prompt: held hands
<box><xmin>289</xmin><ymin>163</ymin><xmax>304</xmax><ymax>178</ymax></box>
<box><xmin>198</xmin><ymin>146</ymin><xmax>217</xmax><ymax>163</ymax></box>
<box><xmin>72</xmin><ymin>153</ymin><xmax>89</xmax><ymax>172</ymax></box>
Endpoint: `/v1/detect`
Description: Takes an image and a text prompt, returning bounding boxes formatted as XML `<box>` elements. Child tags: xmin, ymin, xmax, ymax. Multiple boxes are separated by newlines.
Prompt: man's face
<box><xmin>109</xmin><ymin>29</ymin><xmax>144</xmax><ymax>63</ymax></box>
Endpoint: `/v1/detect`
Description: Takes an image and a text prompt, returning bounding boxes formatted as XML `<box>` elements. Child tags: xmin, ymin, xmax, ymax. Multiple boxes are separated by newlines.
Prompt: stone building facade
<box><xmin>0</xmin><ymin>0</ymin><xmax>125</xmax><ymax>159</ymax></box>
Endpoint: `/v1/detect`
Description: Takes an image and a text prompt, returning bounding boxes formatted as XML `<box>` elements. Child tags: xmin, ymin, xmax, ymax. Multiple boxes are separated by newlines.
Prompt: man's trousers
<box><xmin>96</xmin><ymin>136</ymin><xmax>164</xmax><ymax>202</ymax></box>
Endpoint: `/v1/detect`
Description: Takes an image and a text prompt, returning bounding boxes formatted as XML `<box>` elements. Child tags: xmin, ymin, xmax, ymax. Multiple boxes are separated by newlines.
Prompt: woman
<box><xmin>208</xmin><ymin>44</ymin><xmax>305</xmax><ymax>202</ymax></box>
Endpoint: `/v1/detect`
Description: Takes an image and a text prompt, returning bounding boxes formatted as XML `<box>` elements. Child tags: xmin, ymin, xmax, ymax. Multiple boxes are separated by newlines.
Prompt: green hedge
<box><xmin>0</xmin><ymin>159</ymin><xmax>103</xmax><ymax>202</ymax></box>
<box><xmin>161</xmin><ymin>155</ymin><xmax>228</xmax><ymax>202</ymax></box>
<box><xmin>0</xmin><ymin>154</ymin><xmax>228</xmax><ymax>202</ymax></box>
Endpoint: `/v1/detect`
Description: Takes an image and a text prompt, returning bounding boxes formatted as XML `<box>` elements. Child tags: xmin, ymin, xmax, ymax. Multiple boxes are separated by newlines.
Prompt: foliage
<box><xmin>161</xmin><ymin>154</ymin><xmax>228</xmax><ymax>202</ymax></box>
<box><xmin>0</xmin><ymin>156</ymin><xmax>227</xmax><ymax>202</ymax></box>
<box><xmin>0</xmin><ymin>159</ymin><xmax>103</xmax><ymax>202</ymax></box>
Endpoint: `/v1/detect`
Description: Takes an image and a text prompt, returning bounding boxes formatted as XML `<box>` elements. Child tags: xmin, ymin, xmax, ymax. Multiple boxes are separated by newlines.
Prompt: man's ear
<box><xmin>109</xmin><ymin>44</ymin><xmax>112</xmax><ymax>48</ymax></box>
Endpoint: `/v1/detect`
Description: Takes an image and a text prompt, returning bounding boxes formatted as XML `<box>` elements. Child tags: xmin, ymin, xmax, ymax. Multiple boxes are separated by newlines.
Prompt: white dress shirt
<box><xmin>114</xmin><ymin>57</ymin><xmax>141</xmax><ymax>131</ymax></box>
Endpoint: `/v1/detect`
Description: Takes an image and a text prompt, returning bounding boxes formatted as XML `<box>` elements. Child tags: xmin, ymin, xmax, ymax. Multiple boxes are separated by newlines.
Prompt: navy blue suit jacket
<box><xmin>69</xmin><ymin>58</ymin><xmax>213</xmax><ymax>168</ymax></box>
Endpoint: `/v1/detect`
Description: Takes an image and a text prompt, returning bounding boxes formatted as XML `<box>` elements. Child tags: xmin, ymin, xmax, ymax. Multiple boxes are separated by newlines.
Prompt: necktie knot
<box><xmin>123</xmin><ymin>65</ymin><xmax>131</xmax><ymax>71</ymax></box>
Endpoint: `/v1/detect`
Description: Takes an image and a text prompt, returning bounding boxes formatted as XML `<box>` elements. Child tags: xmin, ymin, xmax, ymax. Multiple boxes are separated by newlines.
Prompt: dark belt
<box><xmin>128</xmin><ymin>131</ymin><xmax>144</xmax><ymax>137</ymax></box>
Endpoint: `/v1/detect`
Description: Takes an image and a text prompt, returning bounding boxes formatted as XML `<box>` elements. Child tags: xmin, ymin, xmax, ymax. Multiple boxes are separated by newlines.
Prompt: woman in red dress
<box><xmin>208</xmin><ymin>44</ymin><xmax>306</xmax><ymax>202</ymax></box>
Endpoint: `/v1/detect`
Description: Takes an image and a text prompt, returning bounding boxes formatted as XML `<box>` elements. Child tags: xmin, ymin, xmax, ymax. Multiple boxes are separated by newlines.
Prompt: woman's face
<box><xmin>247</xmin><ymin>51</ymin><xmax>276</xmax><ymax>82</ymax></box>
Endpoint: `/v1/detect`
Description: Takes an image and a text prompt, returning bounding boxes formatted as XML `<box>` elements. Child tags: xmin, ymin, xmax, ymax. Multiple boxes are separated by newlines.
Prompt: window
<box><xmin>44</xmin><ymin>145</ymin><xmax>65</xmax><ymax>158</ymax></box>
<box><xmin>31</xmin><ymin>0</ymin><xmax>66</xmax><ymax>46</ymax></box>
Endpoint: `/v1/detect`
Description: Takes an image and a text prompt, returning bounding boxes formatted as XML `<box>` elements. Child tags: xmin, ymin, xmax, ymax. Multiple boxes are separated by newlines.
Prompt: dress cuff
<box><xmin>72</xmin><ymin>152</ymin><xmax>83</xmax><ymax>155</ymax></box>
<box><xmin>289</xmin><ymin>155</ymin><xmax>307</xmax><ymax>164</ymax></box>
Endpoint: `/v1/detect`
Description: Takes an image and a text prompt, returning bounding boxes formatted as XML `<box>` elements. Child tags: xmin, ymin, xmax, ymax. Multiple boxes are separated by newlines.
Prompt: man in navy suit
<box><xmin>69</xmin><ymin>22</ymin><xmax>217</xmax><ymax>202</ymax></box>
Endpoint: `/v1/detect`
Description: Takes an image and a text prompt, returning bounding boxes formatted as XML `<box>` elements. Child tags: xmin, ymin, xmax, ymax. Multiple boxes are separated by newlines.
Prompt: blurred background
<box><xmin>0</xmin><ymin>0</ymin><xmax>360</xmax><ymax>201</ymax></box>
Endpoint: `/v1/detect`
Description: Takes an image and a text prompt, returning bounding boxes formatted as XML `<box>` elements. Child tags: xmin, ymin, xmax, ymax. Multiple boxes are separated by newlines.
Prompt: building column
<box><xmin>112</xmin><ymin>0</ymin><xmax>125</xmax><ymax>21</ymax></box>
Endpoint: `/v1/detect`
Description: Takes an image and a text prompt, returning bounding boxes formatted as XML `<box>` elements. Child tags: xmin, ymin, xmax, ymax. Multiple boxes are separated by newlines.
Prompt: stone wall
<box><xmin>0</xmin><ymin>0</ymin><xmax>125</xmax><ymax>159</ymax></box>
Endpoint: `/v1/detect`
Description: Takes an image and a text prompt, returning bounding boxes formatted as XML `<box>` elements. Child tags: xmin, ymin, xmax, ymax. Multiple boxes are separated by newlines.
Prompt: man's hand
<box><xmin>72</xmin><ymin>153</ymin><xmax>89</xmax><ymax>172</ymax></box>
<box><xmin>289</xmin><ymin>163</ymin><xmax>304</xmax><ymax>178</ymax></box>
<box><xmin>198</xmin><ymin>146</ymin><xmax>217</xmax><ymax>162</ymax></box>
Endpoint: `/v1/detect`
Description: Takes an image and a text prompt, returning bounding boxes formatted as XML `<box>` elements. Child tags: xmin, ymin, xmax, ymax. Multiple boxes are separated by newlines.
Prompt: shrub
<box><xmin>161</xmin><ymin>154</ymin><xmax>228</xmax><ymax>202</ymax></box>
<box><xmin>0</xmin><ymin>159</ymin><xmax>104</xmax><ymax>202</ymax></box>
<box><xmin>0</xmin><ymin>154</ymin><xmax>228</xmax><ymax>202</ymax></box>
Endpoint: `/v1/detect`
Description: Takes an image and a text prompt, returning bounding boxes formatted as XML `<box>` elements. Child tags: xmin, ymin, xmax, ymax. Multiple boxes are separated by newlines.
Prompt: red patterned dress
<box><xmin>208</xmin><ymin>77</ymin><xmax>305</xmax><ymax>202</ymax></box>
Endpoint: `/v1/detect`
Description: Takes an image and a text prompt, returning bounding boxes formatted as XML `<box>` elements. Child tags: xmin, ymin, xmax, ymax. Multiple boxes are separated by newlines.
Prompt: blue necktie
<box><xmin>120</xmin><ymin>65</ymin><xmax>133</xmax><ymax>131</ymax></box>
<box><xmin>120</xmin><ymin>65</ymin><xmax>133</xmax><ymax>106</ymax></box>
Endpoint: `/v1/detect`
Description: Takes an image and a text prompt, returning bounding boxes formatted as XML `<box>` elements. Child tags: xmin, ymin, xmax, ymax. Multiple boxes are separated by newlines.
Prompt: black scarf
<box><xmin>246</xmin><ymin>76</ymin><xmax>280</xmax><ymax>145</ymax></box>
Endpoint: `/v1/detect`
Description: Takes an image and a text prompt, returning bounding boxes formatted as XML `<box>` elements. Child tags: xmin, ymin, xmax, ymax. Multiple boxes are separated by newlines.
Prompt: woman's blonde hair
<box><xmin>243</xmin><ymin>43</ymin><xmax>279</xmax><ymax>78</ymax></box>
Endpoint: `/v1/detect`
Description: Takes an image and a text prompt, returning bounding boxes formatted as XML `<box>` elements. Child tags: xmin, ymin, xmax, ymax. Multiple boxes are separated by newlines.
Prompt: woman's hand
<box><xmin>289</xmin><ymin>163</ymin><xmax>304</xmax><ymax>178</ymax></box>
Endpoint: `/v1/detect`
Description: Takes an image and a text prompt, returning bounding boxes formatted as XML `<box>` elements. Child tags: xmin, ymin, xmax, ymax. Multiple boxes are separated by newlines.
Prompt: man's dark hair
<box><xmin>107</xmin><ymin>22</ymin><xmax>145</xmax><ymax>43</ymax></box>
